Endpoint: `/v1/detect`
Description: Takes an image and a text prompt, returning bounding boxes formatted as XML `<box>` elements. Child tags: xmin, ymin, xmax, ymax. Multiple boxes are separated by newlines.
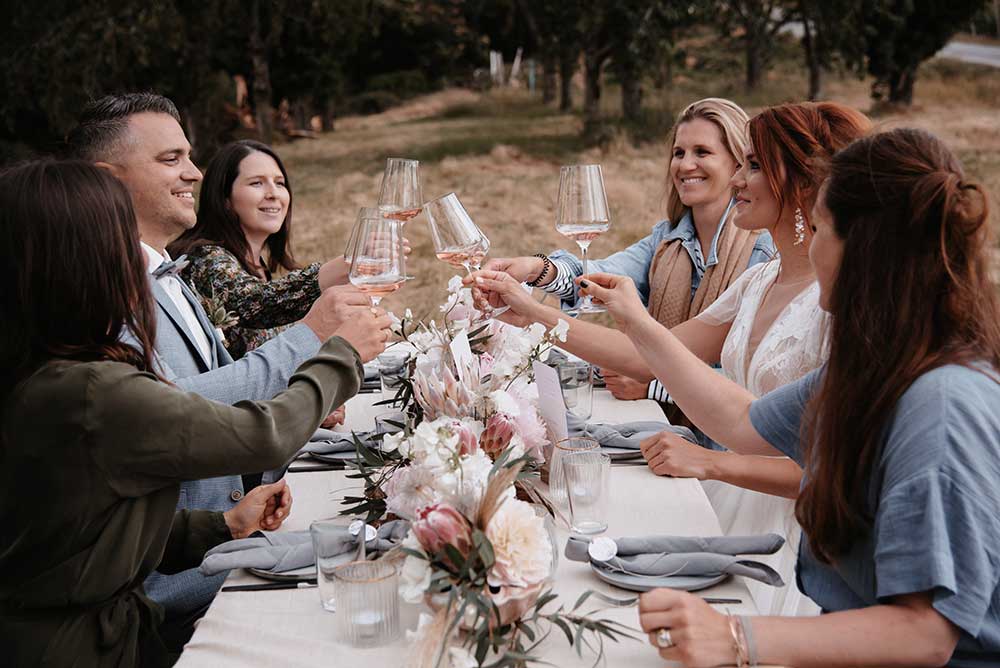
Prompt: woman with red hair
<box><xmin>469</xmin><ymin>101</ymin><xmax>871</xmax><ymax>616</ymax></box>
<box><xmin>582</xmin><ymin>128</ymin><xmax>1000</xmax><ymax>665</ymax></box>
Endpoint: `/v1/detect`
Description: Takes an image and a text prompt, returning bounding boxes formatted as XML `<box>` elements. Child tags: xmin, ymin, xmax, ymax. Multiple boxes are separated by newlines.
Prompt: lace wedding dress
<box><xmin>696</xmin><ymin>259</ymin><xmax>829</xmax><ymax>616</ymax></box>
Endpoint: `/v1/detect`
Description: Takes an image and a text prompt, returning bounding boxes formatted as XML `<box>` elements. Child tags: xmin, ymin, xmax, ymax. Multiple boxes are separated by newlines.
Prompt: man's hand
<box><xmin>321</xmin><ymin>405</ymin><xmax>346</xmax><ymax>428</ymax></box>
<box><xmin>602</xmin><ymin>369</ymin><xmax>649</xmax><ymax>401</ymax></box>
<box><xmin>334</xmin><ymin>307</ymin><xmax>393</xmax><ymax>362</ymax></box>
<box><xmin>301</xmin><ymin>285</ymin><xmax>373</xmax><ymax>340</ymax></box>
<box><xmin>223</xmin><ymin>479</ymin><xmax>293</xmax><ymax>539</ymax></box>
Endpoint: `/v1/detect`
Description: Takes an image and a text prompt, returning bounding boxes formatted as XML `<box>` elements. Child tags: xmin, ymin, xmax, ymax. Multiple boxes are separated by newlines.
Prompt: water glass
<box><xmin>375</xmin><ymin>410</ymin><xmax>407</xmax><ymax>435</ymax></box>
<box><xmin>332</xmin><ymin>560</ymin><xmax>400</xmax><ymax>647</ymax></box>
<box><xmin>548</xmin><ymin>437</ymin><xmax>598</xmax><ymax>502</ymax></box>
<box><xmin>559</xmin><ymin>361</ymin><xmax>594</xmax><ymax>420</ymax></box>
<box><xmin>378</xmin><ymin>352</ymin><xmax>410</xmax><ymax>401</ymax></box>
<box><xmin>310</xmin><ymin>519</ymin><xmax>357</xmax><ymax>612</ymax></box>
<box><xmin>563</xmin><ymin>451</ymin><xmax>610</xmax><ymax>534</ymax></box>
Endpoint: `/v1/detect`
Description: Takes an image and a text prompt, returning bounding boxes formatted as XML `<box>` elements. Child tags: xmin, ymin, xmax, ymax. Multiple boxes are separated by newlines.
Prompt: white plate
<box><xmin>591</xmin><ymin>564</ymin><xmax>727</xmax><ymax>592</ymax></box>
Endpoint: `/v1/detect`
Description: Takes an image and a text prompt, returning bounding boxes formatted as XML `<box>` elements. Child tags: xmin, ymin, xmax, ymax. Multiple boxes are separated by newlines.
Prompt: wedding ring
<box><xmin>654</xmin><ymin>628</ymin><xmax>674</xmax><ymax>649</ymax></box>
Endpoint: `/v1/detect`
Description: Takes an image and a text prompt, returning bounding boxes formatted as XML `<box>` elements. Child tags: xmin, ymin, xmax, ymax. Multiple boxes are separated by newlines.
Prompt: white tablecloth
<box><xmin>176</xmin><ymin>390</ymin><xmax>767</xmax><ymax>668</ymax></box>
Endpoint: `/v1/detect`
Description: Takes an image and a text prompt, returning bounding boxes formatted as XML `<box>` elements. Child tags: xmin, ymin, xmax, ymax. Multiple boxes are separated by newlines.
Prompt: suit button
<box><xmin>230</xmin><ymin>490</ymin><xmax>243</xmax><ymax>502</ymax></box>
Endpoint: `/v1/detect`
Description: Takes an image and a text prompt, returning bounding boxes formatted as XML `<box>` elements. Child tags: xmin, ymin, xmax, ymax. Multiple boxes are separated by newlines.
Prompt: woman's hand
<box><xmin>638</xmin><ymin>589</ymin><xmax>737</xmax><ymax>667</ymax></box>
<box><xmin>463</xmin><ymin>270</ymin><xmax>543</xmax><ymax>328</ymax></box>
<box><xmin>576</xmin><ymin>273</ymin><xmax>649</xmax><ymax>331</ymax></box>
<box><xmin>334</xmin><ymin>305</ymin><xmax>393</xmax><ymax>363</ymax></box>
<box><xmin>640</xmin><ymin>431</ymin><xmax>719</xmax><ymax>479</ymax></box>
<box><xmin>483</xmin><ymin>256</ymin><xmax>547</xmax><ymax>284</ymax></box>
<box><xmin>602</xmin><ymin>369</ymin><xmax>649</xmax><ymax>401</ymax></box>
<box><xmin>321</xmin><ymin>405</ymin><xmax>346</xmax><ymax>429</ymax></box>
<box><xmin>223</xmin><ymin>479</ymin><xmax>293</xmax><ymax>539</ymax></box>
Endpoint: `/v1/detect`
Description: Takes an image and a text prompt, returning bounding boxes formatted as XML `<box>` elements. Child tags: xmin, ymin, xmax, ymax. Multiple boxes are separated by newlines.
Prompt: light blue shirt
<box><xmin>545</xmin><ymin>202</ymin><xmax>774</xmax><ymax>308</ymax></box>
<box><xmin>750</xmin><ymin>364</ymin><xmax>1000</xmax><ymax>666</ymax></box>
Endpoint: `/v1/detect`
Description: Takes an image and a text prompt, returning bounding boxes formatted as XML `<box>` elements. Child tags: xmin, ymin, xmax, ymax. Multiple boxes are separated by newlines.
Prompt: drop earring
<box><xmin>793</xmin><ymin>207</ymin><xmax>806</xmax><ymax>246</ymax></box>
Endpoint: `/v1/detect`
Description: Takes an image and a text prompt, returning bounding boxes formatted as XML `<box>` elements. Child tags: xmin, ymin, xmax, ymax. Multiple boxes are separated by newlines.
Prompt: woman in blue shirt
<box><xmin>580</xmin><ymin>128</ymin><xmax>1000</xmax><ymax>665</ymax></box>
<box><xmin>485</xmin><ymin>98</ymin><xmax>773</xmax><ymax>404</ymax></box>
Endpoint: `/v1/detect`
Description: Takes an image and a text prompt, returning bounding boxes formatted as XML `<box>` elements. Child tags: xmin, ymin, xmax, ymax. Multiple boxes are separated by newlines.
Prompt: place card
<box><xmin>450</xmin><ymin>330</ymin><xmax>474</xmax><ymax>384</ymax></box>
<box><xmin>532</xmin><ymin>360</ymin><xmax>568</xmax><ymax>443</ymax></box>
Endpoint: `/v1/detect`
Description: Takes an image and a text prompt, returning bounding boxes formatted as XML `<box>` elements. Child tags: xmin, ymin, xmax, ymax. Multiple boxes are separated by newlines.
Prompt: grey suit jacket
<box><xmin>141</xmin><ymin>277</ymin><xmax>322</xmax><ymax>617</ymax></box>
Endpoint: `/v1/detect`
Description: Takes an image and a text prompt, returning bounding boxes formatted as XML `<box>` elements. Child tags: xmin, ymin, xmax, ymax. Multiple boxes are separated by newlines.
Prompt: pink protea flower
<box><xmin>412</xmin><ymin>503</ymin><xmax>473</xmax><ymax>568</ymax></box>
<box><xmin>480</xmin><ymin>413</ymin><xmax>516</xmax><ymax>459</ymax></box>
<box><xmin>450</xmin><ymin>419</ymin><xmax>479</xmax><ymax>456</ymax></box>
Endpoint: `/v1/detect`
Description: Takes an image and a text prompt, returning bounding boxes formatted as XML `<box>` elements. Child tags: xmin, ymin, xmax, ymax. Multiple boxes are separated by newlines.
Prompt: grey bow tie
<box><xmin>153</xmin><ymin>254</ymin><xmax>189</xmax><ymax>279</ymax></box>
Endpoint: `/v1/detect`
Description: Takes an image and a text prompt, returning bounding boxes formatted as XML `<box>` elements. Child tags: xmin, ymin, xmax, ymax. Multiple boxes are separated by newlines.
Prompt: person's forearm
<box><xmin>528</xmin><ymin>303</ymin><xmax>655</xmax><ymax>380</ymax></box>
<box><xmin>753</xmin><ymin>602</ymin><xmax>958</xmax><ymax>667</ymax></box>
<box><xmin>707</xmin><ymin>454</ymin><xmax>802</xmax><ymax>499</ymax></box>
<box><xmin>626</xmin><ymin>313</ymin><xmax>776</xmax><ymax>455</ymax></box>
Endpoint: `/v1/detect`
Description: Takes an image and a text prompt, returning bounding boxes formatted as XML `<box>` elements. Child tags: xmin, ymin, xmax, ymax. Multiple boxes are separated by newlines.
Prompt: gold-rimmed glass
<box><xmin>548</xmin><ymin>437</ymin><xmax>599</xmax><ymax>502</ymax></box>
<box><xmin>332</xmin><ymin>560</ymin><xmax>400</xmax><ymax>647</ymax></box>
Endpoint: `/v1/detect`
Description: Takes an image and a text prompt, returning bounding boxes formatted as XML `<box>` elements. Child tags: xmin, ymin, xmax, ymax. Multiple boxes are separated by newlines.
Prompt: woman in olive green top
<box><xmin>0</xmin><ymin>161</ymin><xmax>391</xmax><ymax>667</ymax></box>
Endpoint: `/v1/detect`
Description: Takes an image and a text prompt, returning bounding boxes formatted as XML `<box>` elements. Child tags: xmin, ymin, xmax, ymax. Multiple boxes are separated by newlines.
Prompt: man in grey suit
<box><xmin>65</xmin><ymin>93</ymin><xmax>389</xmax><ymax>648</ymax></box>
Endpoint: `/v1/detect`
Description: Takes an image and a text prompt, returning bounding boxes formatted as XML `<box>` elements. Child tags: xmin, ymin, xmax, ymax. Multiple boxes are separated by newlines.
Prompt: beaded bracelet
<box><xmin>526</xmin><ymin>253</ymin><xmax>553</xmax><ymax>287</ymax></box>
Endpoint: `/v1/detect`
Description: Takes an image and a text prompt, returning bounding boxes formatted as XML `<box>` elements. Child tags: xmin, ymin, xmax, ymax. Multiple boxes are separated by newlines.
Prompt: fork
<box><xmin>589</xmin><ymin>591</ymin><xmax>743</xmax><ymax>607</ymax></box>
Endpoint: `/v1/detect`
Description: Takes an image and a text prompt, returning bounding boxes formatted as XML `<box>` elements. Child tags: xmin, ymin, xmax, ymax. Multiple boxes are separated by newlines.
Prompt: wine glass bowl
<box><xmin>348</xmin><ymin>213</ymin><xmax>407</xmax><ymax>306</ymax></box>
<box><xmin>377</xmin><ymin>158</ymin><xmax>423</xmax><ymax>223</ymax></box>
<box><xmin>424</xmin><ymin>192</ymin><xmax>490</xmax><ymax>275</ymax></box>
<box><xmin>556</xmin><ymin>164</ymin><xmax>611</xmax><ymax>315</ymax></box>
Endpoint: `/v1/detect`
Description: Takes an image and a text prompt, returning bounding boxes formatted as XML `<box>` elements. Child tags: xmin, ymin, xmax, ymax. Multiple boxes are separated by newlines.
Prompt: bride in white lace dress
<box><xmin>695</xmin><ymin>257</ymin><xmax>828</xmax><ymax>616</ymax></box>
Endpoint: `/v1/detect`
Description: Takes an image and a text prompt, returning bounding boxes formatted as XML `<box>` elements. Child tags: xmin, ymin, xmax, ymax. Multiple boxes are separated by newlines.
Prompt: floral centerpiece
<box><xmin>340</xmin><ymin>278</ymin><xmax>634</xmax><ymax>667</ymax></box>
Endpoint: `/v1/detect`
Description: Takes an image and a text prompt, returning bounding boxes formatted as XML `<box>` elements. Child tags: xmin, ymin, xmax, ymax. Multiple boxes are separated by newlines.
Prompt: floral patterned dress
<box><xmin>182</xmin><ymin>245</ymin><xmax>322</xmax><ymax>359</ymax></box>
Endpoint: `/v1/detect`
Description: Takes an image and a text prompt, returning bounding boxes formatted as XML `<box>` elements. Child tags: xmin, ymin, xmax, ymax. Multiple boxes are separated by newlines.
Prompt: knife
<box><xmin>221</xmin><ymin>580</ymin><xmax>317</xmax><ymax>592</ymax></box>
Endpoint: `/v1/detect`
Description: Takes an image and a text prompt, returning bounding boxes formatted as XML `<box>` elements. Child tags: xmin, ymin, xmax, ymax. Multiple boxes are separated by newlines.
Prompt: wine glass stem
<box><xmin>578</xmin><ymin>242</ymin><xmax>592</xmax><ymax>306</ymax></box>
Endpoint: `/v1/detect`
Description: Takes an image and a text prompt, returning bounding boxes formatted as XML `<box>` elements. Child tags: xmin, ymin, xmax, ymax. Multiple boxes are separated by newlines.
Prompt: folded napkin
<box><xmin>565</xmin><ymin>412</ymin><xmax>697</xmax><ymax>450</ymax></box>
<box><xmin>297</xmin><ymin>428</ymin><xmax>374</xmax><ymax>457</ymax></box>
<box><xmin>566</xmin><ymin>533</ymin><xmax>785</xmax><ymax>587</ymax></box>
<box><xmin>199</xmin><ymin>520</ymin><xmax>410</xmax><ymax>576</ymax></box>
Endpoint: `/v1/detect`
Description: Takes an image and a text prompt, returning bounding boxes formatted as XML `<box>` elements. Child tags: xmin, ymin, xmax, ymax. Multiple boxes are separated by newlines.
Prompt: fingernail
<box><xmin>580</xmin><ymin>280</ymin><xmax>589</xmax><ymax>288</ymax></box>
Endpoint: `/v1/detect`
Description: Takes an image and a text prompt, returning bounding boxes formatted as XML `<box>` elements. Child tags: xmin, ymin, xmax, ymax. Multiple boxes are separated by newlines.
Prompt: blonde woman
<box><xmin>486</xmin><ymin>98</ymin><xmax>773</xmax><ymax>408</ymax></box>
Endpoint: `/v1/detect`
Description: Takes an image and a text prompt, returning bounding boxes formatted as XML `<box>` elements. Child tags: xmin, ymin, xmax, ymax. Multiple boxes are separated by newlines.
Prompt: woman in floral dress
<box><xmin>170</xmin><ymin>140</ymin><xmax>350</xmax><ymax>360</ymax></box>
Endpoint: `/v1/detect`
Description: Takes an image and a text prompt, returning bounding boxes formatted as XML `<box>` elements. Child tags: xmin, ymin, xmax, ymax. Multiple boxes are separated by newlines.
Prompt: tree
<box><xmin>719</xmin><ymin>0</ymin><xmax>794</xmax><ymax>90</ymax></box>
<box><xmin>861</xmin><ymin>0</ymin><xmax>986</xmax><ymax>105</ymax></box>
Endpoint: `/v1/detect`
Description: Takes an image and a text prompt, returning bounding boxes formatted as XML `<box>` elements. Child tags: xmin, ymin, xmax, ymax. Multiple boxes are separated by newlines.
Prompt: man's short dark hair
<box><xmin>64</xmin><ymin>93</ymin><xmax>181</xmax><ymax>161</ymax></box>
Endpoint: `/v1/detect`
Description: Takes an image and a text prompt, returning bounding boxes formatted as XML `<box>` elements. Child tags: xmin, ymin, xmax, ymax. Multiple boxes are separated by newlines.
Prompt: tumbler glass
<box><xmin>332</xmin><ymin>560</ymin><xmax>400</xmax><ymax>647</ymax></box>
<box><xmin>563</xmin><ymin>451</ymin><xmax>611</xmax><ymax>534</ymax></box>
<box><xmin>558</xmin><ymin>361</ymin><xmax>593</xmax><ymax>421</ymax></box>
<box><xmin>548</xmin><ymin>437</ymin><xmax>599</xmax><ymax>502</ymax></box>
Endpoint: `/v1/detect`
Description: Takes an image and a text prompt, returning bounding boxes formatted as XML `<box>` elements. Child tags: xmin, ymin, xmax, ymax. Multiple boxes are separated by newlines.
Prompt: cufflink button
<box><xmin>230</xmin><ymin>490</ymin><xmax>243</xmax><ymax>502</ymax></box>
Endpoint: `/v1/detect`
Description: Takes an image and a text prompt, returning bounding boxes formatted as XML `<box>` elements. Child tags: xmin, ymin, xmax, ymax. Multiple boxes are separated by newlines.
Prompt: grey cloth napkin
<box><xmin>297</xmin><ymin>428</ymin><xmax>373</xmax><ymax>457</ymax></box>
<box><xmin>565</xmin><ymin>412</ymin><xmax>697</xmax><ymax>450</ymax></box>
<box><xmin>199</xmin><ymin>520</ymin><xmax>410</xmax><ymax>576</ymax></box>
<box><xmin>566</xmin><ymin>533</ymin><xmax>785</xmax><ymax>587</ymax></box>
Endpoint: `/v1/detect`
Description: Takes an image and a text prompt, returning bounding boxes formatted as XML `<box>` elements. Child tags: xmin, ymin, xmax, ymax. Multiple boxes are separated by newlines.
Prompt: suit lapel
<box><xmin>150</xmin><ymin>278</ymin><xmax>213</xmax><ymax>370</ymax></box>
<box><xmin>178</xmin><ymin>279</ymin><xmax>224</xmax><ymax>368</ymax></box>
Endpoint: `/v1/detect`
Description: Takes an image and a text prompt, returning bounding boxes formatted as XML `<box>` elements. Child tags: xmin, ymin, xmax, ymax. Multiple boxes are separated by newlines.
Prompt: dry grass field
<box><xmin>278</xmin><ymin>49</ymin><xmax>1000</xmax><ymax>320</ymax></box>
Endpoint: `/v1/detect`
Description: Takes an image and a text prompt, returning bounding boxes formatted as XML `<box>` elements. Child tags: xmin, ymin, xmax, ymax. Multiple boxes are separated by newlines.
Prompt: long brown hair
<box><xmin>749</xmin><ymin>102</ymin><xmax>873</xmax><ymax>222</ymax></box>
<box><xmin>797</xmin><ymin>128</ymin><xmax>1000</xmax><ymax>563</ymax></box>
<box><xmin>169</xmin><ymin>140</ymin><xmax>299</xmax><ymax>277</ymax></box>
<box><xmin>0</xmin><ymin>160</ymin><xmax>160</xmax><ymax>396</ymax></box>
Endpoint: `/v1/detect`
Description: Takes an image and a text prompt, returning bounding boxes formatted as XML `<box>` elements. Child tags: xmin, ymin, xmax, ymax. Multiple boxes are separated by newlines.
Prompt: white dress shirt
<box><xmin>142</xmin><ymin>242</ymin><xmax>214</xmax><ymax>365</ymax></box>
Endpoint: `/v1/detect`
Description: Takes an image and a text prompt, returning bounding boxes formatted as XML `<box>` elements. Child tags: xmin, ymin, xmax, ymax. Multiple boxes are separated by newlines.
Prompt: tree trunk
<box><xmin>558</xmin><ymin>47</ymin><xmax>576</xmax><ymax>112</ymax></box>
<box><xmin>250</xmin><ymin>0</ymin><xmax>274</xmax><ymax>144</ymax></box>
<box><xmin>801</xmin><ymin>15</ymin><xmax>823</xmax><ymax>100</ymax></box>
<box><xmin>541</xmin><ymin>49</ymin><xmax>557</xmax><ymax>104</ymax></box>
<box><xmin>620</xmin><ymin>63</ymin><xmax>643</xmax><ymax>124</ymax></box>
<box><xmin>887</xmin><ymin>66</ymin><xmax>916</xmax><ymax>105</ymax></box>
<box><xmin>583</xmin><ymin>51</ymin><xmax>604</xmax><ymax>123</ymax></box>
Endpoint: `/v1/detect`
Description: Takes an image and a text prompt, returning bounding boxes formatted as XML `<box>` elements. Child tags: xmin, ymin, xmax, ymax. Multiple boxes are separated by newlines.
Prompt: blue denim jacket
<box><xmin>545</xmin><ymin>201</ymin><xmax>774</xmax><ymax>308</ymax></box>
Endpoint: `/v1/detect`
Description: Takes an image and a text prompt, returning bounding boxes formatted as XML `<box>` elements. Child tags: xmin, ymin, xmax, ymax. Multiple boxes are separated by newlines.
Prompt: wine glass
<box><xmin>346</xmin><ymin>207</ymin><xmax>413</xmax><ymax>281</ymax></box>
<box><xmin>377</xmin><ymin>158</ymin><xmax>423</xmax><ymax>223</ymax></box>
<box><xmin>556</xmin><ymin>164</ymin><xmax>611</xmax><ymax>315</ymax></box>
<box><xmin>348</xmin><ymin>214</ymin><xmax>406</xmax><ymax>307</ymax></box>
<box><xmin>424</xmin><ymin>192</ymin><xmax>489</xmax><ymax>276</ymax></box>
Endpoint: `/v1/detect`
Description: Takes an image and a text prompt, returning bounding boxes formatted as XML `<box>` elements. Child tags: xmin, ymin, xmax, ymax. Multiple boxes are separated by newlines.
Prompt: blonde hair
<box><xmin>664</xmin><ymin>98</ymin><xmax>750</xmax><ymax>224</ymax></box>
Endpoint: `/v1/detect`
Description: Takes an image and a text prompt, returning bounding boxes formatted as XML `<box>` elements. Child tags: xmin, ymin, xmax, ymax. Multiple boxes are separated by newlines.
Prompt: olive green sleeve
<box><xmin>88</xmin><ymin>336</ymin><xmax>363</xmax><ymax>497</ymax></box>
<box><xmin>158</xmin><ymin>510</ymin><xmax>232</xmax><ymax>574</ymax></box>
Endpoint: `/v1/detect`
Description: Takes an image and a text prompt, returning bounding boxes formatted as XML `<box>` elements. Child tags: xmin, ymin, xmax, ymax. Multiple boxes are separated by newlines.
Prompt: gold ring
<box><xmin>654</xmin><ymin>628</ymin><xmax>674</xmax><ymax>648</ymax></box>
